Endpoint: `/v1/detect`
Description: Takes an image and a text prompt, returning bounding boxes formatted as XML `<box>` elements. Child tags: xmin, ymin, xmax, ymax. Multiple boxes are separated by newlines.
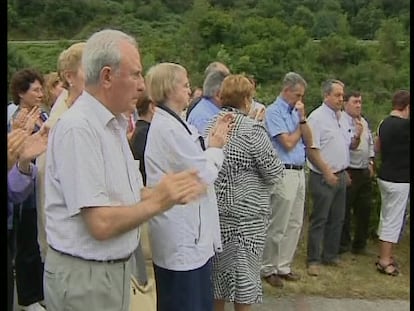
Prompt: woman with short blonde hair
<box><xmin>36</xmin><ymin>42</ymin><xmax>86</xmax><ymax>263</ymax></box>
<box><xmin>145</xmin><ymin>62</ymin><xmax>187</xmax><ymax>104</ymax></box>
<box><xmin>42</xmin><ymin>71</ymin><xmax>63</xmax><ymax>113</ymax></box>
<box><xmin>57</xmin><ymin>42</ymin><xmax>85</xmax><ymax>89</ymax></box>
<box><xmin>144</xmin><ymin>62</ymin><xmax>233</xmax><ymax>311</ymax></box>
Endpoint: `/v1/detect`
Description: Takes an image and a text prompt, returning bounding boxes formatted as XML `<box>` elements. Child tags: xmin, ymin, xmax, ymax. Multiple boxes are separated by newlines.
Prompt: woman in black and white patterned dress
<box><xmin>206</xmin><ymin>74</ymin><xmax>284</xmax><ymax>311</ymax></box>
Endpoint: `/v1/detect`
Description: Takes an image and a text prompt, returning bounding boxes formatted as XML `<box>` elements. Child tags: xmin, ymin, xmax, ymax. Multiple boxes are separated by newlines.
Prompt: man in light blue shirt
<box><xmin>187</xmin><ymin>70</ymin><xmax>228</xmax><ymax>136</ymax></box>
<box><xmin>261</xmin><ymin>72</ymin><xmax>313</xmax><ymax>288</ymax></box>
<box><xmin>306</xmin><ymin>79</ymin><xmax>351</xmax><ymax>277</ymax></box>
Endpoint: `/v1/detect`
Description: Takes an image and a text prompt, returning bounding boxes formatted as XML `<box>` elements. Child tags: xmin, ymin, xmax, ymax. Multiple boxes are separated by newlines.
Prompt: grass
<box><xmin>263</xmin><ymin>218</ymin><xmax>410</xmax><ymax>300</ymax></box>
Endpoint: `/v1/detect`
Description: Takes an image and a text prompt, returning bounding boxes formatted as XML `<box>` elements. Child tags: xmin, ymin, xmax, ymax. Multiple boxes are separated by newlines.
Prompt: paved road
<box><xmin>14</xmin><ymin>291</ymin><xmax>409</xmax><ymax>311</ymax></box>
<box><xmin>224</xmin><ymin>295</ymin><xmax>410</xmax><ymax>311</ymax></box>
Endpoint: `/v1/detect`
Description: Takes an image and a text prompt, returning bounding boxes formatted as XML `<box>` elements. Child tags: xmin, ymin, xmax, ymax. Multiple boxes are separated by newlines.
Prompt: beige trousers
<box><xmin>261</xmin><ymin>169</ymin><xmax>306</xmax><ymax>276</ymax></box>
<box><xmin>44</xmin><ymin>247</ymin><xmax>131</xmax><ymax>311</ymax></box>
<box><xmin>35</xmin><ymin>152</ymin><xmax>48</xmax><ymax>262</ymax></box>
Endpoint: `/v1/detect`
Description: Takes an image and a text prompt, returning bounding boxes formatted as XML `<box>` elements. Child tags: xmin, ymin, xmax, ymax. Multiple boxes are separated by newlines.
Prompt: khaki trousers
<box><xmin>44</xmin><ymin>247</ymin><xmax>131</xmax><ymax>311</ymax></box>
<box><xmin>261</xmin><ymin>169</ymin><xmax>306</xmax><ymax>276</ymax></box>
<box><xmin>35</xmin><ymin>152</ymin><xmax>47</xmax><ymax>262</ymax></box>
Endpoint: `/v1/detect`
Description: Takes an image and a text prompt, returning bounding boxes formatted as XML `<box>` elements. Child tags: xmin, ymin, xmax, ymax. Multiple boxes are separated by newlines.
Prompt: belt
<box><xmin>284</xmin><ymin>164</ymin><xmax>304</xmax><ymax>170</ymax></box>
<box><xmin>49</xmin><ymin>245</ymin><xmax>132</xmax><ymax>264</ymax></box>
<box><xmin>347</xmin><ymin>167</ymin><xmax>369</xmax><ymax>171</ymax></box>
<box><xmin>310</xmin><ymin>169</ymin><xmax>346</xmax><ymax>175</ymax></box>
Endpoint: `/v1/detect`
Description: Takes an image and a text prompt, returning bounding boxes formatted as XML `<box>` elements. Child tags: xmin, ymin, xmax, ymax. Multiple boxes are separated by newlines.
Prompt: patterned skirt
<box><xmin>212</xmin><ymin>213</ymin><xmax>268</xmax><ymax>304</ymax></box>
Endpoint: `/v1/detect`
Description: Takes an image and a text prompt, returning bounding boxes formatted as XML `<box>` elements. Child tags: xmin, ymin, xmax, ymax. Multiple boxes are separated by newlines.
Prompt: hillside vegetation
<box><xmin>8</xmin><ymin>0</ymin><xmax>410</xmax><ymax>127</ymax></box>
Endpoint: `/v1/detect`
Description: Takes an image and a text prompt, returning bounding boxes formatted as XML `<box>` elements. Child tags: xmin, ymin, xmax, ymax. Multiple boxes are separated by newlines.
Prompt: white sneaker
<box><xmin>21</xmin><ymin>302</ymin><xmax>46</xmax><ymax>311</ymax></box>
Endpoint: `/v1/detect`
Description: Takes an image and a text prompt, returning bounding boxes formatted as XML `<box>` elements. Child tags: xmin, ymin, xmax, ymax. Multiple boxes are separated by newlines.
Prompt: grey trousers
<box><xmin>44</xmin><ymin>247</ymin><xmax>131</xmax><ymax>311</ymax></box>
<box><xmin>307</xmin><ymin>170</ymin><xmax>347</xmax><ymax>264</ymax></box>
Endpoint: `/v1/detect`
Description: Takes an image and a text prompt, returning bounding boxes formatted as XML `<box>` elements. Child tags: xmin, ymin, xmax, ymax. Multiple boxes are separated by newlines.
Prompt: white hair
<box><xmin>82</xmin><ymin>29</ymin><xmax>137</xmax><ymax>86</ymax></box>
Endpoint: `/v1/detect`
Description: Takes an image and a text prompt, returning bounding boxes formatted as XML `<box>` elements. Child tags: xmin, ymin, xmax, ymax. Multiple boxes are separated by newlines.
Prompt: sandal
<box><xmin>377</xmin><ymin>256</ymin><xmax>399</xmax><ymax>268</ymax></box>
<box><xmin>375</xmin><ymin>260</ymin><xmax>399</xmax><ymax>276</ymax></box>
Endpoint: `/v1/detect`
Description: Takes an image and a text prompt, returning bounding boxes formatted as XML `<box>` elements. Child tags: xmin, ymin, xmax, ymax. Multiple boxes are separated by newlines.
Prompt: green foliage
<box><xmin>312</xmin><ymin>10</ymin><xmax>350</xmax><ymax>38</ymax></box>
<box><xmin>7</xmin><ymin>0</ymin><xmax>409</xmax><ymax>117</ymax></box>
<box><xmin>375</xmin><ymin>18</ymin><xmax>407</xmax><ymax>66</ymax></box>
<box><xmin>292</xmin><ymin>6</ymin><xmax>315</xmax><ymax>31</ymax></box>
<box><xmin>350</xmin><ymin>5</ymin><xmax>385</xmax><ymax>39</ymax></box>
<box><xmin>7</xmin><ymin>3</ymin><xmax>18</xmax><ymax>27</ymax></box>
<box><xmin>7</xmin><ymin>44</ymin><xmax>30</xmax><ymax>88</ymax></box>
<box><xmin>162</xmin><ymin>0</ymin><xmax>194</xmax><ymax>13</ymax></box>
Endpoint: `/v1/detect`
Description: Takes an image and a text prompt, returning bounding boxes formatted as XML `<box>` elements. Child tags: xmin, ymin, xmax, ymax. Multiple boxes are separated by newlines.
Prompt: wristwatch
<box><xmin>17</xmin><ymin>162</ymin><xmax>33</xmax><ymax>176</ymax></box>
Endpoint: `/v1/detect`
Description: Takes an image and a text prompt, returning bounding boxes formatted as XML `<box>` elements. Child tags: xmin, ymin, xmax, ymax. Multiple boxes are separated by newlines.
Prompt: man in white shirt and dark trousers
<box><xmin>339</xmin><ymin>91</ymin><xmax>375</xmax><ymax>255</ymax></box>
<box><xmin>305</xmin><ymin>79</ymin><xmax>351</xmax><ymax>277</ymax></box>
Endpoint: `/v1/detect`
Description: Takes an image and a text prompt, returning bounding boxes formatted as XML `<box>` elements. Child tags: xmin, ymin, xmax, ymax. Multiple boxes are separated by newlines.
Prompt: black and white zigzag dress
<box><xmin>206</xmin><ymin>107</ymin><xmax>284</xmax><ymax>304</ymax></box>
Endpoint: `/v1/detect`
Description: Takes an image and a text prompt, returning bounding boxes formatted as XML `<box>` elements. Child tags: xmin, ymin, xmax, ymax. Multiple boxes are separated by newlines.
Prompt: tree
<box><xmin>7</xmin><ymin>44</ymin><xmax>30</xmax><ymax>88</ymax></box>
<box><xmin>12</xmin><ymin>0</ymin><xmax>45</xmax><ymax>17</ymax></box>
<box><xmin>350</xmin><ymin>5</ymin><xmax>385</xmax><ymax>39</ymax></box>
<box><xmin>292</xmin><ymin>6</ymin><xmax>315</xmax><ymax>33</ymax></box>
<box><xmin>197</xmin><ymin>10</ymin><xmax>234</xmax><ymax>46</ymax></box>
<box><xmin>256</xmin><ymin>0</ymin><xmax>283</xmax><ymax>18</ymax></box>
<box><xmin>7</xmin><ymin>3</ymin><xmax>19</xmax><ymax>28</ymax></box>
<box><xmin>162</xmin><ymin>0</ymin><xmax>193</xmax><ymax>13</ymax></box>
<box><xmin>376</xmin><ymin>18</ymin><xmax>406</xmax><ymax>66</ymax></box>
<box><xmin>312</xmin><ymin>10</ymin><xmax>350</xmax><ymax>38</ymax></box>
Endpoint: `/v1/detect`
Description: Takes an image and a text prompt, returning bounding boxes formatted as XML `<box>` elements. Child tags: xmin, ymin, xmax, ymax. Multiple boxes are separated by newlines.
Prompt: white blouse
<box><xmin>145</xmin><ymin>107</ymin><xmax>224</xmax><ymax>271</ymax></box>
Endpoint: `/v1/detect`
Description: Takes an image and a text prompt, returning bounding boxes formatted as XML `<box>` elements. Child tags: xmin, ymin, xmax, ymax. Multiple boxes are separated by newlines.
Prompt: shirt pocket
<box><xmin>177</xmin><ymin>204</ymin><xmax>200</xmax><ymax>247</ymax></box>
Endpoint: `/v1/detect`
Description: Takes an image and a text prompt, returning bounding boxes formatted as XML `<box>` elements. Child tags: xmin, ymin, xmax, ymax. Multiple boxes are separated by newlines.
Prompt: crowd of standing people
<box><xmin>7</xmin><ymin>28</ymin><xmax>410</xmax><ymax>311</ymax></box>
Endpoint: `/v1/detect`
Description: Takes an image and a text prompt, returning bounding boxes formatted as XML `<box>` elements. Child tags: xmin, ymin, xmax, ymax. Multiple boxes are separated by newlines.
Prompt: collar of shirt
<box><xmin>156</xmin><ymin>106</ymin><xmax>192</xmax><ymax>130</ymax></box>
<box><xmin>342</xmin><ymin>111</ymin><xmax>355</xmax><ymax>127</ymax></box>
<box><xmin>321</xmin><ymin>102</ymin><xmax>340</xmax><ymax>120</ymax></box>
<box><xmin>222</xmin><ymin>106</ymin><xmax>245</xmax><ymax>116</ymax></box>
<box><xmin>276</xmin><ymin>96</ymin><xmax>295</xmax><ymax>114</ymax></box>
<box><xmin>201</xmin><ymin>96</ymin><xmax>221</xmax><ymax>111</ymax></box>
<box><xmin>81</xmin><ymin>91</ymin><xmax>127</xmax><ymax>131</ymax></box>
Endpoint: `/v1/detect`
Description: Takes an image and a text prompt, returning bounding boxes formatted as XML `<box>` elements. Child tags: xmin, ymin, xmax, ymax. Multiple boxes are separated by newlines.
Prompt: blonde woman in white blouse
<box><xmin>144</xmin><ymin>62</ymin><xmax>233</xmax><ymax>311</ymax></box>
